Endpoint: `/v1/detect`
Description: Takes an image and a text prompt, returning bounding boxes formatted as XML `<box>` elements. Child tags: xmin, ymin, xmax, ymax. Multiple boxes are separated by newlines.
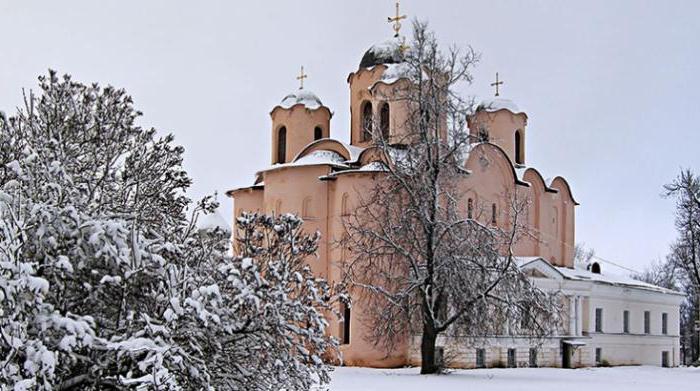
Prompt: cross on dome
<box><xmin>387</xmin><ymin>1</ymin><xmax>407</xmax><ymax>38</ymax></box>
<box><xmin>490</xmin><ymin>72</ymin><xmax>504</xmax><ymax>97</ymax></box>
<box><xmin>296</xmin><ymin>66</ymin><xmax>308</xmax><ymax>90</ymax></box>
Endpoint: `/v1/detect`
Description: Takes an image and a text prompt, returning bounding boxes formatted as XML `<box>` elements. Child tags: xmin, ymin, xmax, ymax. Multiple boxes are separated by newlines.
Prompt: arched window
<box><xmin>275</xmin><ymin>200</ymin><xmax>282</xmax><ymax>216</ymax></box>
<box><xmin>380</xmin><ymin>102</ymin><xmax>390</xmax><ymax>140</ymax></box>
<box><xmin>314</xmin><ymin>126</ymin><xmax>323</xmax><ymax>141</ymax></box>
<box><xmin>361</xmin><ymin>101</ymin><xmax>373</xmax><ymax>141</ymax></box>
<box><xmin>590</xmin><ymin>262</ymin><xmax>601</xmax><ymax>274</ymax></box>
<box><xmin>277</xmin><ymin>126</ymin><xmax>287</xmax><ymax>163</ymax></box>
<box><xmin>467</xmin><ymin>198</ymin><xmax>474</xmax><ymax>219</ymax></box>
<box><xmin>302</xmin><ymin>197</ymin><xmax>313</xmax><ymax>219</ymax></box>
<box><xmin>491</xmin><ymin>203</ymin><xmax>497</xmax><ymax>225</ymax></box>
<box><xmin>341</xmin><ymin>302</ymin><xmax>351</xmax><ymax>344</ymax></box>
<box><xmin>515</xmin><ymin>130</ymin><xmax>523</xmax><ymax>164</ymax></box>
<box><xmin>341</xmin><ymin>193</ymin><xmax>350</xmax><ymax>217</ymax></box>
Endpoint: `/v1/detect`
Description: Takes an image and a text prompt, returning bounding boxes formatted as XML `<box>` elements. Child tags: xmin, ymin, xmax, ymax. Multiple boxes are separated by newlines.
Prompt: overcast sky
<box><xmin>1</xmin><ymin>0</ymin><xmax>698</xmax><ymax>273</ymax></box>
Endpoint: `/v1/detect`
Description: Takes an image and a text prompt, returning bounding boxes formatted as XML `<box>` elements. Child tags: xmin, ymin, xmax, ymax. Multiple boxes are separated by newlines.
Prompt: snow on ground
<box><xmin>323</xmin><ymin>366</ymin><xmax>698</xmax><ymax>391</ymax></box>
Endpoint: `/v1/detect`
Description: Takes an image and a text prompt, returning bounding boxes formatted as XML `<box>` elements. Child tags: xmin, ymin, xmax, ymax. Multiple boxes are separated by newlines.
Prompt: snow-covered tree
<box><xmin>663</xmin><ymin>169</ymin><xmax>700</xmax><ymax>363</ymax></box>
<box><xmin>341</xmin><ymin>22</ymin><xmax>561</xmax><ymax>375</ymax></box>
<box><xmin>0</xmin><ymin>71</ymin><xmax>340</xmax><ymax>390</ymax></box>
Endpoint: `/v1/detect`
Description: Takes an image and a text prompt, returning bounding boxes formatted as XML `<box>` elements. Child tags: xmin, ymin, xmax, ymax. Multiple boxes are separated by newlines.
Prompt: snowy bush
<box><xmin>0</xmin><ymin>71</ymin><xmax>340</xmax><ymax>390</ymax></box>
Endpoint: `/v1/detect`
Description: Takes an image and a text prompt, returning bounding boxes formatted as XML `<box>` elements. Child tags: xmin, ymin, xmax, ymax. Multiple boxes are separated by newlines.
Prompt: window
<box><xmin>491</xmin><ymin>203</ymin><xmax>497</xmax><ymax>225</ymax></box>
<box><xmin>302</xmin><ymin>197</ymin><xmax>313</xmax><ymax>219</ymax></box>
<box><xmin>380</xmin><ymin>102</ymin><xmax>390</xmax><ymax>140</ymax></box>
<box><xmin>476</xmin><ymin>349</ymin><xmax>485</xmax><ymax>368</ymax></box>
<box><xmin>341</xmin><ymin>302</ymin><xmax>351</xmax><ymax>344</ymax></box>
<box><xmin>515</xmin><ymin>130</ymin><xmax>523</xmax><ymax>164</ymax></box>
<box><xmin>595</xmin><ymin>348</ymin><xmax>602</xmax><ymax>365</ymax></box>
<box><xmin>662</xmin><ymin>351</ymin><xmax>670</xmax><ymax>367</ymax></box>
<box><xmin>507</xmin><ymin>348</ymin><xmax>516</xmax><ymax>368</ymax></box>
<box><xmin>595</xmin><ymin>308</ymin><xmax>603</xmax><ymax>333</ymax></box>
<box><xmin>477</xmin><ymin>126</ymin><xmax>489</xmax><ymax>142</ymax></box>
<box><xmin>277</xmin><ymin>126</ymin><xmax>287</xmax><ymax>163</ymax></box>
<box><xmin>361</xmin><ymin>101</ymin><xmax>373</xmax><ymax>141</ymax></box>
<box><xmin>623</xmin><ymin>310</ymin><xmax>630</xmax><ymax>334</ymax></box>
<box><xmin>590</xmin><ymin>262</ymin><xmax>601</xmax><ymax>274</ymax></box>
<box><xmin>529</xmin><ymin>348</ymin><xmax>538</xmax><ymax>368</ymax></box>
<box><xmin>467</xmin><ymin>198</ymin><xmax>474</xmax><ymax>219</ymax></box>
<box><xmin>314</xmin><ymin>126</ymin><xmax>323</xmax><ymax>140</ymax></box>
<box><xmin>662</xmin><ymin>313</ymin><xmax>668</xmax><ymax>335</ymax></box>
<box><xmin>341</xmin><ymin>193</ymin><xmax>350</xmax><ymax>217</ymax></box>
<box><xmin>644</xmin><ymin>311</ymin><xmax>650</xmax><ymax>334</ymax></box>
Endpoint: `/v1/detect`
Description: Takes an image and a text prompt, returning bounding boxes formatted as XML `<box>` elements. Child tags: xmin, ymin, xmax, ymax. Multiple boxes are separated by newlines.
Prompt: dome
<box><xmin>476</xmin><ymin>98</ymin><xmax>525</xmax><ymax>115</ymax></box>
<box><xmin>279</xmin><ymin>89</ymin><xmax>323</xmax><ymax>110</ymax></box>
<box><xmin>359</xmin><ymin>39</ymin><xmax>404</xmax><ymax>68</ymax></box>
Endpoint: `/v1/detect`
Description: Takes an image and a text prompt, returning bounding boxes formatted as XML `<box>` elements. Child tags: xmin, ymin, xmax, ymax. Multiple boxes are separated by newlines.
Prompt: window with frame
<box><xmin>380</xmin><ymin>102</ymin><xmax>390</xmax><ymax>140</ymax></box>
<box><xmin>277</xmin><ymin>126</ymin><xmax>287</xmax><ymax>163</ymax></box>
<box><xmin>662</xmin><ymin>313</ymin><xmax>668</xmax><ymax>335</ymax></box>
<box><xmin>623</xmin><ymin>310</ymin><xmax>630</xmax><ymax>333</ymax></box>
<box><xmin>529</xmin><ymin>348</ymin><xmax>538</xmax><ymax>368</ymax></box>
<box><xmin>476</xmin><ymin>348</ymin><xmax>485</xmax><ymax>368</ymax></box>
<box><xmin>595</xmin><ymin>348</ymin><xmax>602</xmax><ymax>365</ymax></box>
<box><xmin>507</xmin><ymin>348</ymin><xmax>516</xmax><ymax>368</ymax></box>
<box><xmin>467</xmin><ymin>198</ymin><xmax>474</xmax><ymax>219</ymax></box>
<box><xmin>491</xmin><ymin>203</ymin><xmax>497</xmax><ymax>225</ymax></box>
<box><xmin>644</xmin><ymin>311</ymin><xmax>650</xmax><ymax>334</ymax></box>
<box><xmin>314</xmin><ymin>126</ymin><xmax>323</xmax><ymax>140</ymax></box>
<box><xmin>341</xmin><ymin>302</ymin><xmax>351</xmax><ymax>344</ymax></box>
<box><xmin>595</xmin><ymin>308</ymin><xmax>603</xmax><ymax>333</ymax></box>
<box><xmin>361</xmin><ymin>101</ymin><xmax>373</xmax><ymax>141</ymax></box>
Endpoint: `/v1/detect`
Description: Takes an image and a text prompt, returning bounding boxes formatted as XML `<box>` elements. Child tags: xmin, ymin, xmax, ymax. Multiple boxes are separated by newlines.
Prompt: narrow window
<box><xmin>342</xmin><ymin>303</ymin><xmax>351</xmax><ymax>344</ymax></box>
<box><xmin>662</xmin><ymin>351</ymin><xmax>669</xmax><ymax>367</ymax></box>
<box><xmin>529</xmin><ymin>348</ymin><xmax>538</xmax><ymax>368</ymax></box>
<box><xmin>361</xmin><ymin>101</ymin><xmax>373</xmax><ymax>141</ymax></box>
<box><xmin>302</xmin><ymin>197</ymin><xmax>313</xmax><ymax>219</ymax></box>
<box><xmin>341</xmin><ymin>193</ymin><xmax>350</xmax><ymax>217</ymax></box>
<box><xmin>623</xmin><ymin>310</ymin><xmax>629</xmax><ymax>333</ymax></box>
<box><xmin>595</xmin><ymin>308</ymin><xmax>603</xmax><ymax>333</ymax></box>
<box><xmin>476</xmin><ymin>348</ymin><xmax>485</xmax><ymax>368</ymax></box>
<box><xmin>515</xmin><ymin>130</ymin><xmax>523</xmax><ymax>164</ymax></box>
<box><xmin>595</xmin><ymin>348</ymin><xmax>602</xmax><ymax>365</ymax></box>
<box><xmin>277</xmin><ymin>126</ymin><xmax>287</xmax><ymax>163</ymax></box>
<box><xmin>467</xmin><ymin>198</ymin><xmax>474</xmax><ymax>219</ymax></box>
<box><xmin>380</xmin><ymin>102</ymin><xmax>390</xmax><ymax>140</ymax></box>
<box><xmin>314</xmin><ymin>126</ymin><xmax>323</xmax><ymax>140</ymax></box>
<box><xmin>644</xmin><ymin>311</ymin><xmax>650</xmax><ymax>334</ymax></box>
<box><xmin>491</xmin><ymin>203</ymin><xmax>497</xmax><ymax>225</ymax></box>
<box><xmin>662</xmin><ymin>313</ymin><xmax>668</xmax><ymax>335</ymax></box>
<box><xmin>507</xmin><ymin>348</ymin><xmax>516</xmax><ymax>368</ymax></box>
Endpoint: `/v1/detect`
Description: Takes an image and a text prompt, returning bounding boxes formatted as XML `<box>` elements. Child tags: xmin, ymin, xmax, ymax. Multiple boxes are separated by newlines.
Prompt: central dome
<box><xmin>359</xmin><ymin>39</ymin><xmax>405</xmax><ymax>68</ymax></box>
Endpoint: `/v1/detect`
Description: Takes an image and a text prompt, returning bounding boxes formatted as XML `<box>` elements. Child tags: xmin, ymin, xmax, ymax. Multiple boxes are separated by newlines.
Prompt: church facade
<box><xmin>226</xmin><ymin>34</ymin><xmax>683</xmax><ymax>369</ymax></box>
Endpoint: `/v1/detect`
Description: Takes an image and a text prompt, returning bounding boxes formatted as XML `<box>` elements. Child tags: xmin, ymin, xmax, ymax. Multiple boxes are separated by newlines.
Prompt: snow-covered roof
<box><xmin>516</xmin><ymin>257</ymin><xmax>682</xmax><ymax>295</ymax></box>
<box><xmin>477</xmin><ymin>97</ymin><xmax>526</xmax><ymax>116</ymax></box>
<box><xmin>257</xmin><ymin>149</ymin><xmax>349</xmax><ymax>175</ymax></box>
<box><xmin>277</xmin><ymin>89</ymin><xmax>324</xmax><ymax>110</ymax></box>
<box><xmin>195</xmin><ymin>209</ymin><xmax>231</xmax><ymax>233</ymax></box>
<box><xmin>553</xmin><ymin>266</ymin><xmax>682</xmax><ymax>295</ymax></box>
<box><xmin>359</xmin><ymin>38</ymin><xmax>405</xmax><ymax>68</ymax></box>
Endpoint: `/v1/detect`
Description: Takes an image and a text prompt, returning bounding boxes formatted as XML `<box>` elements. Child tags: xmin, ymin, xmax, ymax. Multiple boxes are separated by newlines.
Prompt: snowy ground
<box><xmin>324</xmin><ymin>365</ymin><xmax>698</xmax><ymax>390</ymax></box>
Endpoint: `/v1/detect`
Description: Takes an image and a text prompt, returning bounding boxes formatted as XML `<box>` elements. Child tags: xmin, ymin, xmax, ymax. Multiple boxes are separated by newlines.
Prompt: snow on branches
<box><xmin>0</xmin><ymin>71</ymin><xmax>339</xmax><ymax>390</ymax></box>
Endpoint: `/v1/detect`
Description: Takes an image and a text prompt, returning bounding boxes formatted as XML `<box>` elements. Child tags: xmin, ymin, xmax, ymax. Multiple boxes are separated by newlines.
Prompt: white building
<box><xmin>411</xmin><ymin>257</ymin><xmax>684</xmax><ymax>368</ymax></box>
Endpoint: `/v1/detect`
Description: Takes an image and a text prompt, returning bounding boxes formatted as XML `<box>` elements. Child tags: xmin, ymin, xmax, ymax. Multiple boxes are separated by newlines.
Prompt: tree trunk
<box><xmin>420</xmin><ymin>323</ymin><xmax>439</xmax><ymax>374</ymax></box>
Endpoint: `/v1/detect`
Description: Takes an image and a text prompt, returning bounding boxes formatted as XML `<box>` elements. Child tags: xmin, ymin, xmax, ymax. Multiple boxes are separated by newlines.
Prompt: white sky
<box><xmin>1</xmin><ymin>0</ymin><xmax>698</xmax><ymax>273</ymax></box>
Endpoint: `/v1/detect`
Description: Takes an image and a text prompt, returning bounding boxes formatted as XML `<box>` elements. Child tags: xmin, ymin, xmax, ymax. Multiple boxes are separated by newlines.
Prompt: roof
<box><xmin>359</xmin><ymin>38</ymin><xmax>405</xmax><ymax>68</ymax></box>
<box><xmin>476</xmin><ymin>97</ymin><xmax>527</xmax><ymax>116</ymax></box>
<box><xmin>516</xmin><ymin>257</ymin><xmax>683</xmax><ymax>296</ymax></box>
<box><xmin>275</xmin><ymin>89</ymin><xmax>324</xmax><ymax>110</ymax></box>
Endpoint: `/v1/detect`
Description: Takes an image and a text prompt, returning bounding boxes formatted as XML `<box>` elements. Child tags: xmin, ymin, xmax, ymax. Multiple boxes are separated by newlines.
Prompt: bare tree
<box><xmin>664</xmin><ymin>169</ymin><xmax>700</xmax><ymax>363</ymax></box>
<box><xmin>341</xmin><ymin>21</ymin><xmax>561</xmax><ymax>375</ymax></box>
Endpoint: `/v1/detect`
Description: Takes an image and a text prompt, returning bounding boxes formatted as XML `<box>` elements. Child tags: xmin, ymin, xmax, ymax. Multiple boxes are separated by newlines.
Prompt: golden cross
<box><xmin>490</xmin><ymin>72</ymin><xmax>504</xmax><ymax>97</ymax></box>
<box><xmin>387</xmin><ymin>0</ymin><xmax>407</xmax><ymax>38</ymax></box>
<box><xmin>296</xmin><ymin>66</ymin><xmax>308</xmax><ymax>90</ymax></box>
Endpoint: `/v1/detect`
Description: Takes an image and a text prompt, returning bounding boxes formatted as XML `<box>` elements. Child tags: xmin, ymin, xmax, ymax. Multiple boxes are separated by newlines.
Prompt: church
<box><xmin>226</xmin><ymin>4</ymin><xmax>683</xmax><ymax>369</ymax></box>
